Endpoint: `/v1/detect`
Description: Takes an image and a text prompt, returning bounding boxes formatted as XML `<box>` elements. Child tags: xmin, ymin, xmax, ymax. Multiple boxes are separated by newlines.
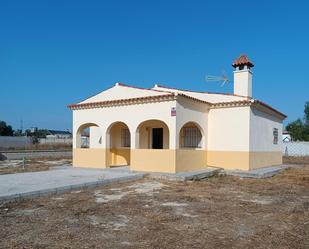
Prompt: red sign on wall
<box><xmin>171</xmin><ymin>107</ymin><xmax>176</xmax><ymax>116</ymax></box>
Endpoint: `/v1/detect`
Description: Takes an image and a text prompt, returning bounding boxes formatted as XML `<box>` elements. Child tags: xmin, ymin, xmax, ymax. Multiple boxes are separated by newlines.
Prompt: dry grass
<box><xmin>0</xmin><ymin>157</ymin><xmax>308</xmax><ymax>248</ymax></box>
<box><xmin>283</xmin><ymin>156</ymin><xmax>309</xmax><ymax>165</ymax></box>
<box><xmin>0</xmin><ymin>158</ymin><xmax>72</xmax><ymax>175</ymax></box>
<box><xmin>0</xmin><ymin>143</ymin><xmax>72</xmax><ymax>151</ymax></box>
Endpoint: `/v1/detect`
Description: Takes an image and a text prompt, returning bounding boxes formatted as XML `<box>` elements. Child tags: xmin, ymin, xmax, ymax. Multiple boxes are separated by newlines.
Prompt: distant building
<box><xmin>282</xmin><ymin>131</ymin><xmax>292</xmax><ymax>142</ymax></box>
<box><xmin>46</xmin><ymin>130</ymin><xmax>72</xmax><ymax>139</ymax></box>
<box><xmin>30</xmin><ymin>127</ymin><xmax>38</xmax><ymax>133</ymax></box>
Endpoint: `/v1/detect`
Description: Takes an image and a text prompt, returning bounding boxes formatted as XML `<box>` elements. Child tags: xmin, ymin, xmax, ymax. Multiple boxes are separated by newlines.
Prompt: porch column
<box><xmin>131</xmin><ymin>125</ymin><xmax>138</xmax><ymax>149</ymax></box>
<box><xmin>169</xmin><ymin>119</ymin><xmax>177</xmax><ymax>150</ymax></box>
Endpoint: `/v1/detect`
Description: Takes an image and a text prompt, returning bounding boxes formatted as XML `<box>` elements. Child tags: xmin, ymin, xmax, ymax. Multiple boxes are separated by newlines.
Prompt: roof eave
<box><xmin>210</xmin><ymin>99</ymin><xmax>287</xmax><ymax>120</ymax></box>
<box><xmin>68</xmin><ymin>93</ymin><xmax>177</xmax><ymax>110</ymax></box>
<box><xmin>252</xmin><ymin>100</ymin><xmax>287</xmax><ymax>120</ymax></box>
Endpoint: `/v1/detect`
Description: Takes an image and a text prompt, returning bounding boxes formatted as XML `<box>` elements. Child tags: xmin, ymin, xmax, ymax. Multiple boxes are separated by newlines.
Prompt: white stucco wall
<box><xmin>89</xmin><ymin>126</ymin><xmax>102</xmax><ymax>148</ymax></box>
<box><xmin>207</xmin><ymin>106</ymin><xmax>251</xmax><ymax>151</ymax></box>
<box><xmin>72</xmin><ymin>99</ymin><xmax>177</xmax><ymax>149</ymax></box>
<box><xmin>233</xmin><ymin>70</ymin><xmax>252</xmax><ymax>97</ymax></box>
<box><xmin>249</xmin><ymin>108</ymin><xmax>283</xmax><ymax>152</ymax></box>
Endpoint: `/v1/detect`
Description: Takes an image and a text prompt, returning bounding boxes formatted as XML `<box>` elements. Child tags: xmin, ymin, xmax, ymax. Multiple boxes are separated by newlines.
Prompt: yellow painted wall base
<box><xmin>207</xmin><ymin>151</ymin><xmax>250</xmax><ymax>170</ymax></box>
<box><xmin>131</xmin><ymin>149</ymin><xmax>176</xmax><ymax>173</ymax></box>
<box><xmin>73</xmin><ymin>148</ymin><xmax>107</xmax><ymax>168</ymax></box>
<box><xmin>207</xmin><ymin>151</ymin><xmax>283</xmax><ymax>171</ymax></box>
<box><xmin>131</xmin><ymin>149</ymin><xmax>208</xmax><ymax>173</ymax></box>
<box><xmin>249</xmin><ymin>151</ymin><xmax>282</xmax><ymax>170</ymax></box>
<box><xmin>108</xmin><ymin>148</ymin><xmax>130</xmax><ymax>166</ymax></box>
<box><xmin>73</xmin><ymin>148</ymin><xmax>282</xmax><ymax>172</ymax></box>
<box><xmin>176</xmin><ymin>149</ymin><xmax>207</xmax><ymax>172</ymax></box>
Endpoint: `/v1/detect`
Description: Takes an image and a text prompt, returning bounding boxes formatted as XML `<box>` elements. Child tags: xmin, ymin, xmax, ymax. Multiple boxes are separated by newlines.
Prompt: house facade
<box><xmin>68</xmin><ymin>55</ymin><xmax>286</xmax><ymax>173</ymax></box>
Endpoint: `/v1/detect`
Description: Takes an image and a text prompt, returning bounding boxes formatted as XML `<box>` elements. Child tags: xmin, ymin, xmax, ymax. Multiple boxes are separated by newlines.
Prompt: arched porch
<box><xmin>106</xmin><ymin>121</ymin><xmax>131</xmax><ymax>167</ymax></box>
<box><xmin>130</xmin><ymin>119</ymin><xmax>176</xmax><ymax>173</ymax></box>
<box><xmin>73</xmin><ymin>122</ymin><xmax>106</xmax><ymax>168</ymax></box>
<box><xmin>176</xmin><ymin>121</ymin><xmax>207</xmax><ymax>172</ymax></box>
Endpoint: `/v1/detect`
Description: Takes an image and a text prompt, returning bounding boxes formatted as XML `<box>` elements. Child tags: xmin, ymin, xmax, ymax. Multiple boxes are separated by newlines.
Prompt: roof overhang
<box><xmin>210</xmin><ymin>99</ymin><xmax>287</xmax><ymax>120</ymax></box>
<box><xmin>68</xmin><ymin>92</ymin><xmax>212</xmax><ymax>110</ymax></box>
<box><xmin>68</xmin><ymin>94</ymin><xmax>177</xmax><ymax>110</ymax></box>
<box><xmin>68</xmin><ymin>89</ymin><xmax>286</xmax><ymax>120</ymax></box>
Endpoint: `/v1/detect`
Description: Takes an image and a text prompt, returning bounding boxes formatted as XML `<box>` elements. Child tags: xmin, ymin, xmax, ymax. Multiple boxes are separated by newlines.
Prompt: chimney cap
<box><xmin>232</xmin><ymin>54</ymin><xmax>254</xmax><ymax>68</ymax></box>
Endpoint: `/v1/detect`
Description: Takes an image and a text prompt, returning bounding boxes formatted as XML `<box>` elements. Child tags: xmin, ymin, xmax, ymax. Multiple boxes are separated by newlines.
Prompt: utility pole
<box><xmin>20</xmin><ymin>119</ymin><xmax>23</xmax><ymax>134</ymax></box>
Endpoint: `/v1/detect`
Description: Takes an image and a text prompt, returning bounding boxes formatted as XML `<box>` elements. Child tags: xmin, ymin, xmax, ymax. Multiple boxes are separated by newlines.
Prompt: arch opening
<box><xmin>136</xmin><ymin>120</ymin><xmax>170</xmax><ymax>149</ymax></box>
<box><xmin>76</xmin><ymin>123</ymin><xmax>100</xmax><ymax>149</ymax></box>
<box><xmin>106</xmin><ymin>121</ymin><xmax>131</xmax><ymax>167</ymax></box>
<box><xmin>179</xmin><ymin>122</ymin><xmax>203</xmax><ymax>149</ymax></box>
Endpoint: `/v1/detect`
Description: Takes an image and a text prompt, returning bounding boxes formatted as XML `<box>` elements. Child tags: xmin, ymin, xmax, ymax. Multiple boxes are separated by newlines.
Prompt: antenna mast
<box><xmin>205</xmin><ymin>71</ymin><xmax>230</xmax><ymax>86</ymax></box>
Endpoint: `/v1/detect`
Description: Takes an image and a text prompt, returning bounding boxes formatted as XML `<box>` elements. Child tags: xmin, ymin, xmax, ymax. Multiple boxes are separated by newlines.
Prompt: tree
<box><xmin>286</xmin><ymin>119</ymin><xmax>305</xmax><ymax>141</ymax></box>
<box><xmin>24</xmin><ymin>128</ymin><xmax>50</xmax><ymax>144</ymax></box>
<box><xmin>13</xmin><ymin>129</ymin><xmax>23</xmax><ymax>136</ymax></box>
<box><xmin>0</xmin><ymin>121</ymin><xmax>14</xmax><ymax>136</ymax></box>
<box><xmin>36</xmin><ymin>129</ymin><xmax>50</xmax><ymax>138</ymax></box>
<box><xmin>25</xmin><ymin>129</ymin><xmax>32</xmax><ymax>137</ymax></box>
<box><xmin>286</xmin><ymin>101</ymin><xmax>309</xmax><ymax>141</ymax></box>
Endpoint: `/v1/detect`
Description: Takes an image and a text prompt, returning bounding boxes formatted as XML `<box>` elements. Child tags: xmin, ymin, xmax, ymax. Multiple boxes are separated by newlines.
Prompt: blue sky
<box><xmin>0</xmin><ymin>0</ymin><xmax>308</xmax><ymax>131</ymax></box>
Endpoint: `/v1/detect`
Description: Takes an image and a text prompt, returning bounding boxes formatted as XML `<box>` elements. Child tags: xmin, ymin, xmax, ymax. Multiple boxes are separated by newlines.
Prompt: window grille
<box><xmin>273</xmin><ymin>128</ymin><xmax>278</xmax><ymax>145</ymax></box>
<box><xmin>181</xmin><ymin>126</ymin><xmax>202</xmax><ymax>148</ymax></box>
<box><xmin>121</xmin><ymin>128</ymin><xmax>130</xmax><ymax>147</ymax></box>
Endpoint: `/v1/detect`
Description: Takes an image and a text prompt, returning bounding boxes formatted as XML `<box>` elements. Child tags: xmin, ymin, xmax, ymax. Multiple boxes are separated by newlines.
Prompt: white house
<box><xmin>68</xmin><ymin>55</ymin><xmax>286</xmax><ymax>173</ymax></box>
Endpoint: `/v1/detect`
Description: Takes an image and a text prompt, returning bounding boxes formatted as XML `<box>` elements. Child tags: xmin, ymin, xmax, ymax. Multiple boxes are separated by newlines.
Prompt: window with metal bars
<box><xmin>121</xmin><ymin>128</ymin><xmax>130</xmax><ymax>147</ymax></box>
<box><xmin>181</xmin><ymin>126</ymin><xmax>202</xmax><ymax>148</ymax></box>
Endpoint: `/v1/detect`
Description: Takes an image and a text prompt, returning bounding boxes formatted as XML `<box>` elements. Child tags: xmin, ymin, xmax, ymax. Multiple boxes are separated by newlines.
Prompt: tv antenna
<box><xmin>205</xmin><ymin>71</ymin><xmax>230</xmax><ymax>87</ymax></box>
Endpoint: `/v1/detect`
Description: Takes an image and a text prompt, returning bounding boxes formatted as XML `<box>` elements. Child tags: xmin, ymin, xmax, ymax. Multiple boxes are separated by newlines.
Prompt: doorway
<box><xmin>152</xmin><ymin>128</ymin><xmax>163</xmax><ymax>149</ymax></box>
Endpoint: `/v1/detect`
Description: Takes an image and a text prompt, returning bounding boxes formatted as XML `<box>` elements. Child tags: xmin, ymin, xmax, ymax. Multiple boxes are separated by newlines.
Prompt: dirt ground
<box><xmin>0</xmin><ymin>143</ymin><xmax>72</xmax><ymax>151</ymax></box>
<box><xmin>0</xmin><ymin>158</ymin><xmax>308</xmax><ymax>249</ymax></box>
<box><xmin>0</xmin><ymin>158</ymin><xmax>72</xmax><ymax>175</ymax></box>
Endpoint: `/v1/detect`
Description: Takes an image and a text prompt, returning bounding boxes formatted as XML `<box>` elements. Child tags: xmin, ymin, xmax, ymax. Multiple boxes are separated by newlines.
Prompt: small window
<box><xmin>181</xmin><ymin>126</ymin><xmax>202</xmax><ymax>148</ymax></box>
<box><xmin>273</xmin><ymin>128</ymin><xmax>278</xmax><ymax>145</ymax></box>
<box><xmin>121</xmin><ymin>128</ymin><xmax>130</xmax><ymax>147</ymax></box>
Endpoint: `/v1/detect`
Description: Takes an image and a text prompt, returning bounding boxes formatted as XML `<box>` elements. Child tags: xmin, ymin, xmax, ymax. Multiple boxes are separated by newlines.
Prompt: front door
<box><xmin>152</xmin><ymin>128</ymin><xmax>163</xmax><ymax>149</ymax></box>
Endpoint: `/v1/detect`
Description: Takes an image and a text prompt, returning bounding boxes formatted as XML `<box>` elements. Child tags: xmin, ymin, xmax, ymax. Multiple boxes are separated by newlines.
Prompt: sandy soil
<box><xmin>0</xmin><ymin>159</ymin><xmax>308</xmax><ymax>249</ymax></box>
<box><xmin>0</xmin><ymin>158</ymin><xmax>72</xmax><ymax>175</ymax></box>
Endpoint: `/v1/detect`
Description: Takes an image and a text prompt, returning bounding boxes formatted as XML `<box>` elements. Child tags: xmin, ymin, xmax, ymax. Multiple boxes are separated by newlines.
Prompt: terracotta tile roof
<box><xmin>211</xmin><ymin>99</ymin><xmax>286</xmax><ymax>119</ymax></box>
<box><xmin>68</xmin><ymin>91</ymin><xmax>285</xmax><ymax>119</ymax></box>
<box><xmin>68</xmin><ymin>92</ymin><xmax>212</xmax><ymax>110</ymax></box>
<box><xmin>232</xmin><ymin>54</ymin><xmax>254</xmax><ymax>68</ymax></box>
<box><xmin>68</xmin><ymin>94</ymin><xmax>176</xmax><ymax>110</ymax></box>
<box><xmin>76</xmin><ymin>82</ymin><xmax>171</xmax><ymax>104</ymax></box>
<box><xmin>154</xmin><ymin>84</ymin><xmax>251</xmax><ymax>98</ymax></box>
<box><xmin>68</xmin><ymin>82</ymin><xmax>285</xmax><ymax>120</ymax></box>
<box><xmin>116</xmin><ymin>82</ymin><xmax>169</xmax><ymax>94</ymax></box>
<box><xmin>254</xmin><ymin>99</ymin><xmax>286</xmax><ymax>119</ymax></box>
